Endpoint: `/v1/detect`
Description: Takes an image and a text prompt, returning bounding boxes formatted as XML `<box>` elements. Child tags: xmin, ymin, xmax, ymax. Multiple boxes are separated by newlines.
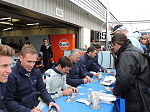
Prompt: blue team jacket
<box><xmin>6</xmin><ymin>61</ymin><xmax>54</xmax><ymax>112</ymax></box>
<box><xmin>79</xmin><ymin>53</ymin><xmax>101</xmax><ymax>77</ymax></box>
<box><xmin>66</xmin><ymin>62</ymin><xmax>86</xmax><ymax>87</ymax></box>
<box><xmin>93</xmin><ymin>54</ymin><xmax>104</xmax><ymax>72</ymax></box>
<box><xmin>0</xmin><ymin>83</ymin><xmax>7</xmax><ymax>112</ymax></box>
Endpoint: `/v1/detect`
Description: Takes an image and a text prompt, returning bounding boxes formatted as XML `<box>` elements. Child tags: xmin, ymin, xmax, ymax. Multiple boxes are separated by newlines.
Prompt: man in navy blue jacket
<box><xmin>93</xmin><ymin>44</ymin><xmax>105</xmax><ymax>71</ymax></box>
<box><xmin>6</xmin><ymin>44</ymin><xmax>60</xmax><ymax>112</ymax></box>
<box><xmin>79</xmin><ymin>46</ymin><xmax>103</xmax><ymax>77</ymax></box>
<box><xmin>0</xmin><ymin>44</ymin><xmax>15</xmax><ymax>112</ymax></box>
<box><xmin>66</xmin><ymin>49</ymin><xmax>92</xmax><ymax>87</ymax></box>
<box><xmin>93</xmin><ymin>44</ymin><xmax>114</xmax><ymax>74</ymax></box>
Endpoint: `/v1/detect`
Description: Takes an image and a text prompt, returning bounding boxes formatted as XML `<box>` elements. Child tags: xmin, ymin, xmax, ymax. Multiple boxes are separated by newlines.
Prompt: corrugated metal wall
<box><xmin>69</xmin><ymin>0</ymin><xmax>106</xmax><ymax>22</ymax></box>
<box><xmin>1</xmin><ymin>0</ymin><xmax>118</xmax><ymax>31</ymax></box>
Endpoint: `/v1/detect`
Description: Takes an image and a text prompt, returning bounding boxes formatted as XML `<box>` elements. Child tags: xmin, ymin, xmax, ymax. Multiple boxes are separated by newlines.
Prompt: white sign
<box><xmin>56</xmin><ymin>7</ymin><xmax>63</xmax><ymax>18</ymax></box>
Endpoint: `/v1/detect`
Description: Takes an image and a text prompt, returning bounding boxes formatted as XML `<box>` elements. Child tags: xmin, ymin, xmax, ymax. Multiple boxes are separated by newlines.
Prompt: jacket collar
<box><xmin>115</xmin><ymin>39</ymin><xmax>131</xmax><ymax>57</ymax></box>
<box><xmin>84</xmin><ymin>53</ymin><xmax>91</xmax><ymax>59</ymax></box>
<box><xmin>16</xmin><ymin>60</ymin><xmax>35</xmax><ymax>77</ymax></box>
<box><xmin>0</xmin><ymin>82</ymin><xmax>3</xmax><ymax>86</ymax></box>
<box><xmin>52</xmin><ymin>64</ymin><xmax>62</xmax><ymax>75</ymax></box>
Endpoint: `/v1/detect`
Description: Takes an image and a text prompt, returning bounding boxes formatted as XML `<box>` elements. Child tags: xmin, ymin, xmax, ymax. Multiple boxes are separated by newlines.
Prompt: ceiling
<box><xmin>0</xmin><ymin>2</ymin><xmax>78</xmax><ymax>32</ymax></box>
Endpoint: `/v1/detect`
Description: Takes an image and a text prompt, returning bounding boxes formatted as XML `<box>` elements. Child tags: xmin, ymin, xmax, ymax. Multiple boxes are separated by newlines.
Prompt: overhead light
<box><xmin>0</xmin><ymin>17</ymin><xmax>11</xmax><ymax>21</ymax></box>
<box><xmin>26</xmin><ymin>23</ymin><xmax>39</xmax><ymax>26</ymax></box>
<box><xmin>3</xmin><ymin>27</ymin><xmax>12</xmax><ymax>31</ymax></box>
<box><xmin>0</xmin><ymin>22</ymin><xmax>13</xmax><ymax>25</ymax></box>
<box><xmin>8</xmin><ymin>18</ymin><xmax>20</xmax><ymax>22</ymax></box>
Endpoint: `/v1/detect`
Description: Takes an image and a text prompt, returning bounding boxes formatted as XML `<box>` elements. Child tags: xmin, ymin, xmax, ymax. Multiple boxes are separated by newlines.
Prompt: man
<box><xmin>1</xmin><ymin>38</ymin><xmax>7</xmax><ymax>45</ymax></box>
<box><xmin>40</xmin><ymin>39</ymin><xmax>53</xmax><ymax>70</ymax></box>
<box><xmin>8</xmin><ymin>39</ymin><xmax>17</xmax><ymax>49</ymax></box>
<box><xmin>0</xmin><ymin>44</ymin><xmax>15</xmax><ymax>112</ymax></box>
<box><xmin>111</xmin><ymin>24</ymin><xmax>143</xmax><ymax>51</ymax></box>
<box><xmin>24</xmin><ymin>37</ymin><xmax>30</xmax><ymax>45</ymax></box>
<box><xmin>66</xmin><ymin>49</ymin><xmax>92</xmax><ymax>87</ymax></box>
<box><xmin>78</xmin><ymin>46</ymin><xmax>101</xmax><ymax>77</ymax></box>
<box><xmin>44</xmin><ymin>56</ymin><xmax>78</xmax><ymax>100</ymax></box>
<box><xmin>93</xmin><ymin>44</ymin><xmax>101</xmax><ymax>67</ymax></box>
<box><xmin>93</xmin><ymin>44</ymin><xmax>113</xmax><ymax>74</ymax></box>
<box><xmin>90</xmin><ymin>40</ymin><xmax>95</xmax><ymax>46</ymax></box>
<box><xmin>6</xmin><ymin>44</ymin><xmax>60</xmax><ymax>112</ymax></box>
<box><xmin>112</xmin><ymin>33</ymin><xmax>150</xmax><ymax>112</ymax></box>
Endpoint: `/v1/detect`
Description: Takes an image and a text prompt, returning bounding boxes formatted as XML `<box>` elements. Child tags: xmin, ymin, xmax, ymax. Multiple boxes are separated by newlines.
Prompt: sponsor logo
<box><xmin>59</xmin><ymin>39</ymin><xmax>69</xmax><ymax>50</ymax></box>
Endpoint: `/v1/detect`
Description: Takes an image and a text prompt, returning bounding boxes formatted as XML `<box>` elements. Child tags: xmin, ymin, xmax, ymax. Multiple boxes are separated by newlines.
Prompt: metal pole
<box><xmin>99</xmin><ymin>22</ymin><xmax>105</xmax><ymax>65</ymax></box>
<box><xmin>99</xmin><ymin>22</ymin><xmax>106</xmax><ymax>44</ymax></box>
<box><xmin>106</xmin><ymin>0</ymin><xmax>109</xmax><ymax>50</ymax></box>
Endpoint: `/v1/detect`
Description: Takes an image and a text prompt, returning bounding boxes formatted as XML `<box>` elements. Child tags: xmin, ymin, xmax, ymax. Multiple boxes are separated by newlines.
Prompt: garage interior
<box><xmin>0</xmin><ymin>2</ymin><xmax>80</xmax><ymax>51</ymax></box>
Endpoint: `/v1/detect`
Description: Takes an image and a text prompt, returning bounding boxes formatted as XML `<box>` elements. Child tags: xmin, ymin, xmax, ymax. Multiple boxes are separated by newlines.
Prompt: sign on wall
<box><xmin>96</xmin><ymin>31</ymin><xmax>106</xmax><ymax>41</ymax></box>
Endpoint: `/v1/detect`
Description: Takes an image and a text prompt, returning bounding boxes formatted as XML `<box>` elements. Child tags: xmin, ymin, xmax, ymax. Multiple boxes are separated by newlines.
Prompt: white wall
<box><xmin>79</xmin><ymin>27</ymin><xmax>91</xmax><ymax>49</ymax></box>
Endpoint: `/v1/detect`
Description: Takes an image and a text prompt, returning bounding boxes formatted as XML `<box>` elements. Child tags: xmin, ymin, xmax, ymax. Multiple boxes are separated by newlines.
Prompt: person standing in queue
<box><xmin>112</xmin><ymin>33</ymin><xmax>150</xmax><ymax>112</ymax></box>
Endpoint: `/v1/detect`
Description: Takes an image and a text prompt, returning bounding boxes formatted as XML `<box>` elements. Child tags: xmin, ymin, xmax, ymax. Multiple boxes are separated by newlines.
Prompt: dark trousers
<box><xmin>43</xmin><ymin>55</ymin><xmax>52</xmax><ymax>70</ymax></box>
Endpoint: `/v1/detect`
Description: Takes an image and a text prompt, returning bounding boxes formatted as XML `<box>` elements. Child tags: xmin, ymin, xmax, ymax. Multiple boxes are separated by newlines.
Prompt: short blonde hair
<box><xmin>21</xmin><ymin>44</ymin><xmax>37</xmax><ymax>57</ymax></box>
<box><xmin>0</xmin><ymin>44</ymin><xmax>15</xmax><ymax>56</ymax></box>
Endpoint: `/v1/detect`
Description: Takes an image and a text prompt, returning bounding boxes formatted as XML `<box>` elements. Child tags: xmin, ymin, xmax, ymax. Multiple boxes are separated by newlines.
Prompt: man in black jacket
<box><xmin>112</xmin><ymin>33</ymin><xmax>150</xmax><ymax>112</ymax></box>
<box><xmin>40</xmin><ymin>39</ymin><xmax>53</xmax><ymax>70</ymax></box>
<box><xmin>6</xmin><ymin>44</ymin><xmax>60</xmax><ymax>112</ymax></box>
<box><xmin>0</xmin><ymin>44</ymin><xmax>15</xmax><ymax>112</ymax></box>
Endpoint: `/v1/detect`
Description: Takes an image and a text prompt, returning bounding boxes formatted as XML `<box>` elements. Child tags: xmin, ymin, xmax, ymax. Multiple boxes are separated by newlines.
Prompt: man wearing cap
<box><xmin>111</xmin><ymin>25</ymin><xmax>143</xmax><ymax>51</ymax></box>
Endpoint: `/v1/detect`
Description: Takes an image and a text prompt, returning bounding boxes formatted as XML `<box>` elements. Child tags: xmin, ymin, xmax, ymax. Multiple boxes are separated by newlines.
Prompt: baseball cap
<box><xmin>110</xmin><ymin>24</ymin><xmax>124</xmax><ymax>35</ymax></box>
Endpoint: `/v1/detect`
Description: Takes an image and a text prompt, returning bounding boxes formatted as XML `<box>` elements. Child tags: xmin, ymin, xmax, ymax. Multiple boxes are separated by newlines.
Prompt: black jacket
<box><xmin>6</xmin><ymin>61</ymin><xmax>54</xmax><ymax>112</ymax></box>
<box><xmin>40</xmin><ymin>44</ymin><xmax>53</xmax><ymax>58</ymax></box>
<box><xmin>113</xmin><ymin>40</ymin><xmax>150</xmax><ymax>112</ymax></box>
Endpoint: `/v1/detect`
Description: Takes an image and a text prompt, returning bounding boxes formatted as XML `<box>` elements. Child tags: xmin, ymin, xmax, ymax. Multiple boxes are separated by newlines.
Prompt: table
<box><xmin>43</xmin><ymin>70</ymin><xmax>118</xmax><ymax>112</ymax></box>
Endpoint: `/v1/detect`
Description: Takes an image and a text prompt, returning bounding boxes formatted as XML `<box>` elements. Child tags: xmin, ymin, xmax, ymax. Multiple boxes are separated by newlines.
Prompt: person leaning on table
<box><xmin>43</xmin><ymin>56</ymin><xmax>78</xmax><ymax>100</ymax></box>
<box><xmin>93</xmin><ymin>44</ymin><xmax>113</xmax><ymax>74</ymax></box>
<box><xmin>111</xmin><ymin>33</ymin><xmax>150</xmax><ymax>112</ymax></box>
<box><xmin>0</xmin><ymin>44</ymin><xmax>15</xmax><ymax>112</ymax></box>
<box><xmin>66</xmin><ymin>49</ymin><xmax>92</xmax><ymax>87</ymax></box>
<box><xmin>78</xmin><ymin>46</ymin><xmax>112</xmax><ymax>78</ymax></box>
<box><xmin>6</xmin><ymin>44</ymin><xmax>60</xmax><ymax>112</ymax></box>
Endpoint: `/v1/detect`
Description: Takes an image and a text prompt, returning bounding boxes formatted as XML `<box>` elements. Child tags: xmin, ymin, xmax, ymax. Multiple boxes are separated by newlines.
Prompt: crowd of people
<box><xmin>0</xmin><ymin>40</ymin><xmax>113</xmax><ymax>112</ymax></box>
<box><xmin>110</xmin><ymin>25</ymin><xmax>150</xmax><ymax>112</ymax></box>
<box><xmin>0</xmin><ymin>25</ymin><xmax>150</xmax><ymax>112</ymax></box>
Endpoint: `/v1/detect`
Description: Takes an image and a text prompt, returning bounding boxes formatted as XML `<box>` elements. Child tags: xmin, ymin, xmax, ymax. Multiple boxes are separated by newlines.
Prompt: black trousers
<box><xmin>43</xmin><ymin>55</ymin><xmax>52</xmax><ymax>70</ymax></box>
